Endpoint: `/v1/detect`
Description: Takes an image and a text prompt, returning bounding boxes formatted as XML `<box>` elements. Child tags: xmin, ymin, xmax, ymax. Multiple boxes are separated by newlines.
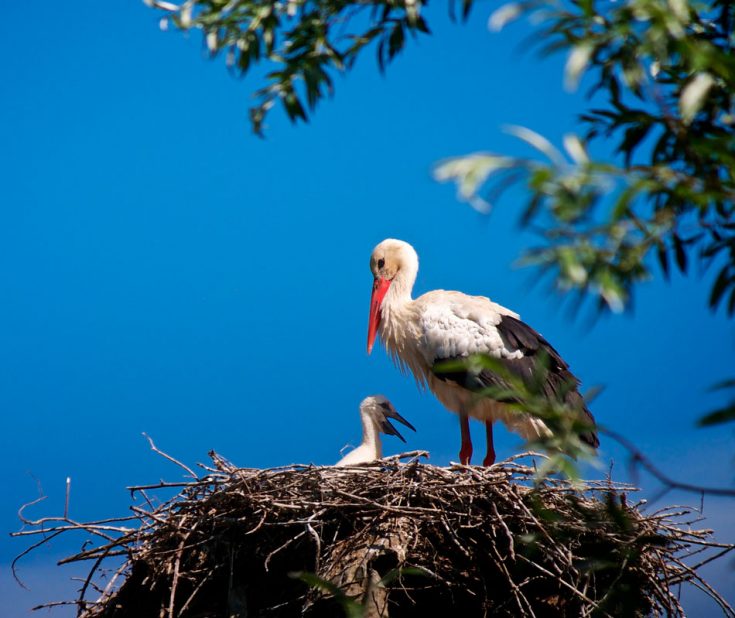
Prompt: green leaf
<box><xmin>707</xmin><ymin>378</ymin><xmax>735</xmax><ymax>392</ymax></box>
<box><xmin>488</xmin><ymin>3</ymin><xmax>522</xmax><ymax>32</ymax></box>
<box><xmin>504</xmin><ymin>125</ymin><xmax>565</xmax><ymax>167</ymax></box>
<box><xmin>697</xmin><ymin>405</ymin><xmax>735</xmax><ymax>427</ymax></box>
<box><xmin>564</xmin><ymin>43</ymin><xmax>594</xmax><ymax>92</ymax></box>
<box><xmin>709</xmin><ymin>266</ymin><xmax>732</xmax><ymax>309</ymax></box>
<box><xmin>617</xmin><ymin>123</ymin><xmax>652</xmax><ymax>166</ymax></box>
<box><xmin>379</xmin><ymin>566</ymin><xmax>431</xmax><ymax>586</ymax></box>
<box><xmin>673</xmin><ymin>234</ymin><xmax>687</xmax><ymax>273</ymax></box>
<box><xmin>656</xmin><ymin>243</ymin><xmax>670</xmax><ymax>280</ymax></box>
<box><xmin>387</xmin><ymin>22</ymin><xmax>405</xmax><ymax>61</ymax></box>
<box><xmin>679</xmin><ymin>73</ymin><xmax>715</xmax><ymax>124</ymax></box>
<box><xmin>289</xmin><ymin>571</ymin><xmax>364</xmax><ymax>618</ymax></box>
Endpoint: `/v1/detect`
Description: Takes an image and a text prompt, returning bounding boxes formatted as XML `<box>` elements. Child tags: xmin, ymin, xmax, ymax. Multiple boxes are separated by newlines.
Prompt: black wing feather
<box><xmin>432</xmin><ymin>314</ymin><xmax>599</xmax><ymax>448</ymax></box>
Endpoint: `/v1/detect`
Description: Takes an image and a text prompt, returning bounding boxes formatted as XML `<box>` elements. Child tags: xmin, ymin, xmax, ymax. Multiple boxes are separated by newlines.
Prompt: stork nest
<box><xmin>13</xmin><ymin>450</ymin><xmax>735</xmax><ymax>618</ymax></box>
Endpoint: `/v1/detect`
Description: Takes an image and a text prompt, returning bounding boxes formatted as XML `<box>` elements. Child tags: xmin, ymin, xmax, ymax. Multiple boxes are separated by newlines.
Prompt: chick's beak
<box><xmin>378</xmin><ymin>403</ymin><xmax>416</xmax><ymax>443</ymax></box>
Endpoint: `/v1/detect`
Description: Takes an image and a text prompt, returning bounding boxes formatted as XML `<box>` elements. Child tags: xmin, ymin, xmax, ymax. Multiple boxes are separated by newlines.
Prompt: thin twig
<box><xmin>142</xmin><ymin>433</ymin><xmax>198</xmax><ymax>479</ymax></box>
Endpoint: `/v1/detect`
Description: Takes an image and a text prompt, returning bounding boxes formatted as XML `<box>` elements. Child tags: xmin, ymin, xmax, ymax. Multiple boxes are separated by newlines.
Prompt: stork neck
<box><xmin>380</xmin><ymin>267</ymin><xmax>415</xmax><ymax>327</ymax></box>
<box><xmin>379</xmin><ymin>271</ymin><xmax>414</xmax><ymax>345</ymax></box>
<box><xmin>361</xmin><ymin>413</ymin><xmax>382</xmax><ymax>459</ymax></box>
<box><xmin>386</xmin><ymin>266</ymin><xmax>416</xmax><ymax>307</ymax></box>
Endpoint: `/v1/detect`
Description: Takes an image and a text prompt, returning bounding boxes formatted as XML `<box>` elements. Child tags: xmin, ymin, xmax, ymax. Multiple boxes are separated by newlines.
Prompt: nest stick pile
<box><xmin>14</xmin><ymin>451</ymin><xmax>735</xmax><ymax>617</ymax></box>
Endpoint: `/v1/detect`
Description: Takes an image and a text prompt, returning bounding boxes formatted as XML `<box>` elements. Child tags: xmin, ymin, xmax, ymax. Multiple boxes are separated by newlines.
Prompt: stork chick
<box><xmin>335</xmin><ymin>395</ymin><xmax>416</xmax><ymax>466</ymax></box>
<box><xmin>366</xmin><ymin>238</ymin><xmax>599</xmax><ymax>466</ymax></box>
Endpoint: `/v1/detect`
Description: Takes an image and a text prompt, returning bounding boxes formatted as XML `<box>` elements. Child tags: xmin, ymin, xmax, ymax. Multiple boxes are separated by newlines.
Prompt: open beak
<box><xmin>378</xmin><ymin>403</ymin><xmax>416</xmax><ymax>443</ymax></box>
<box><xmin>367</xmin><ymin>277</ymin><xmax>391</xmax><ymax>354</ymax></box>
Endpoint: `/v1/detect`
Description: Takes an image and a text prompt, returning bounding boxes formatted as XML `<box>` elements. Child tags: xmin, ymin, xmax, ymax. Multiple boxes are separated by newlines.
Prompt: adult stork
<box><xmin>366</xmin><ymin>238</ymin><xmax>598</xmax><ymax>466</ymax></box>
<box><xmin>335</xmin><ymin>395</ymin><xmax>416</xmax><ymax>466</ymax></box>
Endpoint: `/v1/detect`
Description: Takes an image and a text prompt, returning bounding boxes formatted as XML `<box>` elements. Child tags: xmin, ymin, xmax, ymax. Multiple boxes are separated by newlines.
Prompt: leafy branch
<box><xmin>437</xmin><ymin>0</ymin><xmax>735</xmax><ymax>315</ymax></box>
<box><xmin>697</xmin><ymin>379</ymin><xmax>735</xmax><ymax>427</ymax></box>
<box><xmin>436</xmin><ymin>353</ymin><xmax>735</xmax><ymax>496</ymax></box>
<box><xmin>146</xmin><ymin>0</ymin><xmax>439</xmax><ymax>135</ymax></box>
<box><xmin>145</xmin><ymin>0</ymin><xmax>734</xmax><ymax>314</ymax></box>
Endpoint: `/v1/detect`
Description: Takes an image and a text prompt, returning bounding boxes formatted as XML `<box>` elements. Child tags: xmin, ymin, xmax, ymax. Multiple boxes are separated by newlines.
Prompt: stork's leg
<box><xmin>459</xmin><ymin>412</ymin><xmax>473</xmax><ymax>465</ymax></box>
<box><xmin>483</xmin><ymin>420</ymin><xmax>496</xmax><ymax>467</ymax></box>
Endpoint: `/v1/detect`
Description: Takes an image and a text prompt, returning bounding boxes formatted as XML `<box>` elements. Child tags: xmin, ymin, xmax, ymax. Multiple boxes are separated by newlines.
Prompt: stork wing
<box><xmin>418</xmin><ymin>293</ymin><xmax>599</xmax><ymax>449</ymax></box>
<box><xmin>415</xmin><ymin>291</ymin><xmax>520</xmax><ymax>363</ymax></box>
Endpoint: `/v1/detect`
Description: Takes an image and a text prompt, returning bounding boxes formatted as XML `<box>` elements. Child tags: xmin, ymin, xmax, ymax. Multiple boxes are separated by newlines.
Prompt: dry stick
<box><xmin>99</xmin><ymin>559</ymin><xmax>131</xmax><ymax>604</ymax></box>
<box><xmin>488</xmin><ymin>533</ymin><xmax>536</xmax><ymax>618</ymax></box>
<box><xmin>57</xmin><ymin>537</ymin><xmax>133</xmax><ymax>564</ymax></box>
<box><xmin>678</xmin><ymin>546</ymin><xmax>735</xmax><ymax>577</ymax></box>
<box><xmin>306</xmin><ymin>521</ymin><xmax>322</xmax><ymax>573</ymax></box>
<box><xmin>16</xmin><ymin>499</ymin><xmax>49</xmax><ymax>528</ymax></box>
<box><xmin>437</xmin><ymin>510</ymin><xmax>472</xmax><ymax>559</ymax></box>
<box><xmin>136</xmin><ymin>488</ymin><xmax>158</xmax><ymax>512</ymax></box>
<box><xmin>604</xmin><ymin>428</ymin><xmax>735</xmax><ymax>497</ymax></box>
<box><xmin>14</xmin><ymin>522</ymin><xmax>132</xmax><ymax>539</ymax></box>
<box><xmin>516</xmin><ymin>554</ymin><xmax>612</xmax><ymax>618</ymax></box>
<box><xmin>654</xmin><ymin>548</ymin><xmax>685</xmax><ymax>615</ymax></box>
<box><xmin>33</xmin><ymin>600</ymin><xmax>92</xmax><ymax>611</ymax></box>
<box><xmin>128</xmin><ymin>480</ymin><xmax>206</xmax><ymax>492</ymax></box>
<box><xmin>71</xmin><ymin>575</ymin><xmax>104</xmax><ymax>596</ymax></box>
<box><xmin>15</xmin><ymin>514</ymin><xmax>140</xmax><ymax>528</ymax></box>
<box><xmin>131</xmin><ymin>505</ymin><xmax>170</xmax><ymax>526</ymax></box>
<box><xmin>168</xmin><ymin>528</ymin><xmax>192</xmax><ymax>618</ymax></box>
<box><xmin>491</xmin><ymin>501</ymin><xmax>516</xmax><ymax>562</ymax></box>
<box><xmin>684</xmin><ymin>576</ymin><xmax>735</xmax><ymax>618</ymax></box>
<box><xmin>512</xmin><ymin>499</ymin><xmax>569</xmax><ymax>572</ymax></box>
<box><xmin>11</xmin><ymin>529</ymin><xmax>65</xmax><ymax>588</ymax></box>
<box><xmin>669</xmin><ymin>554</ymin><xmax>735</xmax><ymax>617</ymax></box>
<box><xmin>594</xmin><ymin>554</ymin><xmax>632</xmax><ymax>611</ymax></box>
<box><xmin>177</xmin><ymin>567</ymin><xmax>215</xmax><ymax>616</ymax></box>
<box><xmin>65</xmin><ymin>477</ymin><xmax>71</xmax><ymax>519</ymax></box>
<box><xmin>142</xmin><ymin>433</ymin><xmax>198</xmax><ymax>479</ymax></box>
<box><xmin>264</xmin><ymin>529</ymin><xmax>307</xmax><ymax>572</ymax></box>
<box><xmin>77</xmin><ymin>551</ymin><xmax>113</xmax><ymax>617</ymax></box>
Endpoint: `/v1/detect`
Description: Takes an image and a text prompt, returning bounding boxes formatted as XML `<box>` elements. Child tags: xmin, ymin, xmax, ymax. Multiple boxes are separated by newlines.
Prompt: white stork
<box><xmin>366</xmin><ymin>238</ymin><xmax>598</xmax><ymax>466</ymax></box>
<box><xmin>335</xmin><ymin>395</ymin><xmax>416</xmax><ymax>466</ymax></box>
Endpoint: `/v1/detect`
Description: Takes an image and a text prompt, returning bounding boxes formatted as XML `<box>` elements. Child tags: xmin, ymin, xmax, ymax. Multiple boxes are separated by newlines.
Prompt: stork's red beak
<box><xmin>367</xmin><ymin>277</ymin><xmax>391</xmax><ymax>354</ymax></box>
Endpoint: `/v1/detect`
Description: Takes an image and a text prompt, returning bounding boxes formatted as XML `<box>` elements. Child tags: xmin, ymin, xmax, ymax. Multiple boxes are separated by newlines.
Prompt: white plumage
<box><xmin>367</xmin><ymin>239</ymin><xmax>598</xmax><ymax>466</ymax></box>
<box><xmin>416</xmin><ymin>291</ymin><xmax>523</xmax><ymax>363</ymax></box>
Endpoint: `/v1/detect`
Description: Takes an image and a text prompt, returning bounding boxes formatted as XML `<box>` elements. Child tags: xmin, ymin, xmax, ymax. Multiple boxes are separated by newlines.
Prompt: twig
<box><xmin>142</xmin><ymin>433</ymin><xmax>198</xmax><ymax>479</ymax></box>
<box><xmin>603</xmin><ymin>428</ymin><xmax>735</xmax><ymax>497</ymax></box>
<box><xmin>65</xmin><ymin>477</ymin><xmax>71</xmax><ymax>519</ymax></box>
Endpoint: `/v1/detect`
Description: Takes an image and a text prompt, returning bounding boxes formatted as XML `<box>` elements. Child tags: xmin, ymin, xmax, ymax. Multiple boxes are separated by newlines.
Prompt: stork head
<box><xmin>367</xmin><ymin>239</ymin><xmax>419</xmax><ymax>353</ymax></box>
<box><xmin>360</xmin><ymin>395</ymin><xmax>416</xmax><ymax>443</ymax></box>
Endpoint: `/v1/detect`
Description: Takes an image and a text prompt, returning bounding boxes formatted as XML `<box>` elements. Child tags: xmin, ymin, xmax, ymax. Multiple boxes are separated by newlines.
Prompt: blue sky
<box><xmin>2</xmin><ymin>2</ymin><xmax>734</xmax><ymax>615</ymax></box>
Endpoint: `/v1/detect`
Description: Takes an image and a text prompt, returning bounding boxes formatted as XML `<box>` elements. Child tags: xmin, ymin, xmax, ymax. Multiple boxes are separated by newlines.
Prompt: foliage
<box><xmin>436</xmin><ymin>0</ymin><xmax>735</xmax><ymax>316</ymax></box>
<box><xmin>145</xmin><ymin>0</ymin><xmax>734</xmax><ymax>460</ymax></box>
<box><xmin>147</xmin><ymin>0</ymin><xmax>734</xmax><ymax>316</ymax></box>
<box><xmin>434</xmin><ymin>354</ymin><xmax>735</xmax><ymax>497</ymax></box>
<box><xmin>291</xmin><ymin>568</ymin><xmax>428</xmax><ymax>618</ymax></box>
<box><xmin>434</xmin><ymin>352</ymin><xmax>599</xmax><ymax>480</ymax></box>
<box><xmin>697</xmin><ymin>379</ymin><xmax>735</xmax><ymax>426</ymax></box>
<box><xmin>145</xmin><ymin>0</ymin><xmax>437</xmax><ymax>135</ymax></box>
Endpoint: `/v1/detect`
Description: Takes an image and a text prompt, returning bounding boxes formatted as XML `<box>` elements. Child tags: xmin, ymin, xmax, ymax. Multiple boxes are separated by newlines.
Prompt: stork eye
<box><xmin>378</xmin><ymin>258</ymin><xmax>385</xmax><ymax>269</ymax></box>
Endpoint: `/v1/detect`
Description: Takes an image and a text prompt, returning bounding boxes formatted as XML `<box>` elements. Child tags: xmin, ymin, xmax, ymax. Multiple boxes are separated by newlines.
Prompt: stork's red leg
<box><xmin>459</xmin><ymin>413</ymin><xmax>473</xmax><ymax>465</ymax></box>
<box><xmin>483</xmin><ymin>420</ymin><xmax>496</xmax><ymax>466</ymax></box>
